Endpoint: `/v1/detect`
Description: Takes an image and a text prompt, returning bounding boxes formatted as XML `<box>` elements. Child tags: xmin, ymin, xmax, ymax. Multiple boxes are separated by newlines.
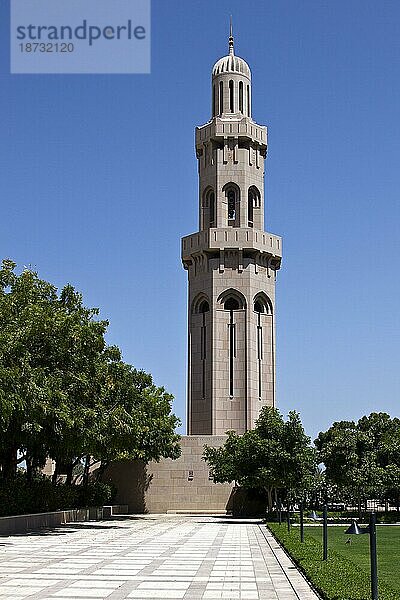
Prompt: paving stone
<box><xmin>0</xmin><ymin>515</ymin><xmax>318</xmax><ymax>599</ymax></box>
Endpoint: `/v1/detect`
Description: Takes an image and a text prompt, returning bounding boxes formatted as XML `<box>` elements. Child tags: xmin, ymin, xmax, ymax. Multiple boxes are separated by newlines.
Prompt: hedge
<box><xmin>0</xmin><ymin>474</ymin><xmax>115</xmax><ymax>517</ymax></box>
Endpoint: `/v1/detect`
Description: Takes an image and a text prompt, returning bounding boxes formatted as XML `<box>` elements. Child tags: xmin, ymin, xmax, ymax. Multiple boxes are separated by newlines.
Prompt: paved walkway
<box><xmin>0</xmin><ymin>515</ymin><xmax>319</xmax><ymax>599</ymax></box>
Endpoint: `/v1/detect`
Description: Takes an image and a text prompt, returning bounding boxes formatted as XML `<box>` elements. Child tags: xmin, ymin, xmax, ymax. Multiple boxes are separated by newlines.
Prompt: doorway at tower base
<box><xmin>102</xmin><ymin>436</ymin><xmax>266</xmax><ymax>515</ymax></box>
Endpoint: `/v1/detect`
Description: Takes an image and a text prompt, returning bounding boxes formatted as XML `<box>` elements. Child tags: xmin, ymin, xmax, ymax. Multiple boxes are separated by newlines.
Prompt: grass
<box><xmin>306</xmin><ymin>525</ymin><xmax>400</xmax><ymax>593</ymax></box>
<box><xmin>268</xmin><ymin>522</ymin><xmax>400</xmax><ymax>600</ymax></box>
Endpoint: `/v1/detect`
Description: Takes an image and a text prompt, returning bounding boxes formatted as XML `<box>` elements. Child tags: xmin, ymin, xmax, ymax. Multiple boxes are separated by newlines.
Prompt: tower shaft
<box><xmin>181</xmin><ymin>35</ymin><xmax>282</xmax><ymax>436</ymax></box>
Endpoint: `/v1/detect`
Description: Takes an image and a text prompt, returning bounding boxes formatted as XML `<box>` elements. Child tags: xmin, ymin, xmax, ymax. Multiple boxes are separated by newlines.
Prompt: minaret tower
<box><xmin>182</xmin><ymin>28</ymin><xmax>282</xmax><ymax>435</ymax></box>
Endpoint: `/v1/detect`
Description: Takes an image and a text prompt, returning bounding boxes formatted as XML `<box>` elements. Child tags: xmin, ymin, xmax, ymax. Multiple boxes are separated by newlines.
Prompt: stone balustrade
<box><xmin>181</xmin><ymin>227</ymin><xmax>282</xmax><ymax>260</ymax></box>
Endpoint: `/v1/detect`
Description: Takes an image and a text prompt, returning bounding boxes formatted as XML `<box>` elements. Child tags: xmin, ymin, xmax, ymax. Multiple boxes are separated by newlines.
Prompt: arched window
<box><xmin>254</xmin><ymin>300</ymin><xmax>264</xmax><ymax>313</ymax></box>
<box><xmin>192</xmin><ymin>294</ymin><xmax>211</xmax><ymax>314</ymax></box>
<box><xmin>225</xmin><ymin>297</ymin><xmax>238</xmax><ymax>397</ymax></box>
<box><xmin>229</xmin><ymin>80</ymin><xmax>234</xmax><ymax>112</ymax></box>
<box><xmin>253</xmin><ymin>293</ymin><xmax>272</xmax><ymax>401</ymax></box>
<box><xmin>223</xmin><ymin>183</ymin><xmax>240</xmax><ymax>227</ymax></box>
<box><xmin>248</xmin><ymin>192</ymin><xmax>254</xmax><ymax>227</ymax></box>
<box><xmin>199</xmin><ymin>300</ymin><xmax>209</xmax><ymax>313</ymax></box>
<box><xmin>239</xmin><ymin>81</ymin><xmax>243</xmax><ymax>113</ymax></box>
<box><xmin>248</xmin><ymin>186</ymin><xmax>260</xmax><ymax>227</ymax></box>
<box><xmin>192</xmin><ymin>296</ymin><xmax>210</xmax><ymax>400</ymax></box>
<box><xmin>247</xmin><ymin>85</ymin><xmax>251</xmax><ymax>117</ymax></box>
<box><xmin>219</xmin><ymin>81</ymin><xmax>224</xmax><ymax>115</ymax></box>
<box><xmin>199</xmin><ymin>301</ymin><xmax>209</xmax><ymax>398</ymax></box>
<box><xmin>224</xmin><ymin>297</ymin><xmax>240</xmax><ymax>311</ymax></box>
<box><xmin>253</xmin><ymin>293</ymin><xmax>272</xmax><ymax>315</ymax></box>
<box><xmin>218</xmin><ymin>289</ymin><xmax>246</xmax><ymax>399</ymax></box>
<box><xmin>209</xmin><ymin>192</ymin><xmax>215</xmax><ymax>227</ymax></box>
<box><xmin>202</xmin><ymin>188</ymin><xmax>215</xmax><ymax>229</ymax></box>
<box><xmin>217</xmin><ymin>289</ymin><xmax>246</xmax><ymax>310</ymax></box>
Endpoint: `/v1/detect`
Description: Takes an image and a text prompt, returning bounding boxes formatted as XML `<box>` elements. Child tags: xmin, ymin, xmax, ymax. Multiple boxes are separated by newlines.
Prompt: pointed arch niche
<box><xmin>192</xmin><ymin>294</ymin><xmax>210</xmax><ymax>402</ymax></box>
<box><xmin>248</xmin><ymin>186</ymin><xmax>261</xmax><ymax>228</ymax></box>
<box><xmin>222</xmin><ymin>182</ymin><xmax>240</xmax><ymax>228</ymax></box>
<box><xmin>217</xmin><ymin>289</ymin><xmax>246</xmax><ymax>399</ymax></box>
<box><xmin>253</xmin><ymin>292</ymin><xmax>273</xmax><ymax>403</ymax></box>
<box><xmin>201</xmin><ymin>187</ymin><xmax>215</xmax><ymax>229</ymax></box>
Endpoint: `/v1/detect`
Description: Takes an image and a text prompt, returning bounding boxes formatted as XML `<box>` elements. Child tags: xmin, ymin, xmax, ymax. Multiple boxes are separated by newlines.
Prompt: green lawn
<box><xmin>306</xmin><ymin>525</ymin><xmax>400</xmax><ymax>593</ymax></box>
<box><xmin>268</xmin><ymin>522</ymin><xmax>400</xmax><ymax>600</ymax></box>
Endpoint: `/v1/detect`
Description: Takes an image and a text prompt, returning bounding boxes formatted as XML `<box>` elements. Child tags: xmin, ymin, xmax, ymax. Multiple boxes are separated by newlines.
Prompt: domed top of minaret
<box><xmin>212</xmin><ymin>21</ymin><xmax>251</xmax><ymax>80</ymax></box>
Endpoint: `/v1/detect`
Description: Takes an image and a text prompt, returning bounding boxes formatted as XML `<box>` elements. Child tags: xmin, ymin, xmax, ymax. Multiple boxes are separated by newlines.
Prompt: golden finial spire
<box><xmin>229</xmin><ymin>15</ymin><xmax>234</xmax><ymax>55</ymax></box>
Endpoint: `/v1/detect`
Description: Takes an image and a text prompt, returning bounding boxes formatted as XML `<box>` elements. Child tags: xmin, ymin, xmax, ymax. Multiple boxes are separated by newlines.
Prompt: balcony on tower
<box><xmin>181</xmin><ymin>227</ymin><xmax>282</xmax><ymax>268</ymax></box>
<box><xmin>196</xmin><ymin>117</ymin><xmax>267</xmax><ymax>156</ymax></box>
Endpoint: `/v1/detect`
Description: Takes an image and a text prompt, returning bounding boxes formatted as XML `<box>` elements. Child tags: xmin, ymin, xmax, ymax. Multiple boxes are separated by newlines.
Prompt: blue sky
<box><xmin>1</xmin><ymin>0</ymin><xmax>399</xmax><ymax>439</ymax></box>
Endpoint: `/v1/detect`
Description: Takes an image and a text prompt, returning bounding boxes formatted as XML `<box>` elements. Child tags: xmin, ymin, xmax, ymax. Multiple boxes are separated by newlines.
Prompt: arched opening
<box><xmin>253</xmin><ymin>293</ymin><xmax>272</xmax><ymax>315</ymax></box>
<box><xmin>254</xmin><ymin>300</ymin><xmax>264</xmax><ymax>313</ymax></box>
<box><xmin>192</xmin><ymin>293</ymin><xmax>211</xmax><ymax>315</ymax></box>
<box><xmin>192</xmin><ymin>295</ymin><xmax>210</xmax><ymax>401</ymax></box>
<box><xmin>248</xmin><ymin>193</ymin><xmax>254</xmax><ymax>227</ymax></box>
<box><xmin>223</xmin><ymin>183</ymin><xmax>240</xmax><ymax>227</ymax></box>
<box><xmin>253</xmin><ymin>293</ymin><xmax>273</xmax><ymax>401</ymax></box>
<box><xmin>199</xmin><ymin>300</ymin><xmax>210</xmax><ymax>313</ymax></box>
<box><xmin>219</xmin><ymin>81</ymin><xmax>224</xmax><ymax>115</ymax></box>
<box><xmin>209</xmin><ymin>192</ymin><xmax>215</xmax><ymax>227</ymax></box>
<box><xmin>218</xmin><ymin>289</ymin><xmax>246</xmax><ymax>399</ymax></box>
<box><xmin>200</xmin><ymin>301</ymin><xmax>209</xmax><ymax>398</ymax></box>
<box><xmin>224</xmin><ymin>297</ymin><xmax>240</xmax><ymax>311</ymax></box>
<box><xmin>217</xmin><ymin>289</ymin><xmax>246</xmax><ymax>310</ymax></box>
<box><xmin>229</xmin><ymin>80</ymin><xmax>234</xmax><ymax>112</ymax></box>
<box><xmin>239</xmin><ymin>81</ymin><xmax>243</xmax><ymax>113</ymax></box>
<box><xmin>248</xmin><ymin>186</ymin><xmax>260</xmax><ymax>228</ymax></box>
<box><xmin>247</xmin><ymin>85</ymin><xmax>251</xmax><ymax>117</ymax></box>
<box><xmin>202</xmin><ymin>188</ymin><xmax>215</xmax><ymax>229</ymax></box>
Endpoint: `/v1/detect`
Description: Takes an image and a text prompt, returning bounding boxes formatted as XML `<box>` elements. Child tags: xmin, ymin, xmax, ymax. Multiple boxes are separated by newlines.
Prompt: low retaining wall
<box><xmin>0</xmin><ymin>505</ymin><xmax>129</xmax><ymax>535</ymax></box>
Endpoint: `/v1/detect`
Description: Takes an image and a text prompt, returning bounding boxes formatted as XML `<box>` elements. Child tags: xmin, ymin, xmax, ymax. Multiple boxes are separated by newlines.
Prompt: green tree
<box><xmin>203</xmin><ymin>407</ymin><xmax>316</xmax><ymax>511</ymax></box>
<box><xmin>85</xmin><ymin>359</ymin><xmax>181</xmax><ymax>481</ymax></box>
<box><xmin>0</xmin><ymin>259</ymin><xmax>180</xmax><ymax>482</ymax></box>
<box><xmin>315</xmin><ymin>412</ymin><xmax>400</xmax><ymax>511</ymax></box>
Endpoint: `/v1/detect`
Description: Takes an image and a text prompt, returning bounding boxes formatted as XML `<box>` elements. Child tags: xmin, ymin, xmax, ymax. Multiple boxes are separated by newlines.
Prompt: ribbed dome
<box><xmin>212</xmin><ymin>54</ymin><xmax>251</xmax><ymax>79</ymax></box>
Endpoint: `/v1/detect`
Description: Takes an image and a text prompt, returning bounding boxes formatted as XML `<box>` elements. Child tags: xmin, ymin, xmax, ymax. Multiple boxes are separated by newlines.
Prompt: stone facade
<box><xmin>182</xmin><ymin>32</ymin><xmax>282</xmax><ymax>436</ymax></box>
<box><xmin>104</xmin><ymin>436</ymin><xmax>235</xmax><ymax>514</ymax></box>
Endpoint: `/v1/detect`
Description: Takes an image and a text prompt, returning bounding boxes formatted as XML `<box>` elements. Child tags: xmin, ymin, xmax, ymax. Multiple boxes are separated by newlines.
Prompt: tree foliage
<box><xmin>0</xmin><ymin>259</ymin><xmax>181</xmax><ymax>482</ymax></box>
<box><xmin>203</xmin><ymin>407</ymin><xmax>317</xmax><ymax>509</ymax></box>
<box><xmin>315</xmin><ymin>412</ymin><xmax>400</xmax><ymax>507</ymax></box>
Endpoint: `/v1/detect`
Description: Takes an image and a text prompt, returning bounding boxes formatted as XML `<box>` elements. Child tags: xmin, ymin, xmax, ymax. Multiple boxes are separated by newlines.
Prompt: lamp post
<box><xmin>277</xmin><ymin>498</ymin><xmax>282</xmax><ymax>525</ymax></box>
<box><xmin>299</xmin><ymin>501</ymin><xmax>304</xmax><ymax>543</ymax></box>
<box><xmin>286</xmin><ymin>500</ymin><xmax>291</xmax><ymax>532</ymax></box>
<box><xmin>369</xmin><ymin>513</ymin><xmax>378</xmax><ymax>600</ymax></box>
<box><xmin>345</xmin><ymin>513</ymin><xmax>378</xmax><ymax>600</ymax></box>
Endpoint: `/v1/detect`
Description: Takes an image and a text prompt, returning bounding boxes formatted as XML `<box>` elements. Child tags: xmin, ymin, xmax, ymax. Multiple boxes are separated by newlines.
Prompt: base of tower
<box><xmin>103</xmin><ymin>436</ymin><xmax>265</xmax><ymax>515</ymax></box>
